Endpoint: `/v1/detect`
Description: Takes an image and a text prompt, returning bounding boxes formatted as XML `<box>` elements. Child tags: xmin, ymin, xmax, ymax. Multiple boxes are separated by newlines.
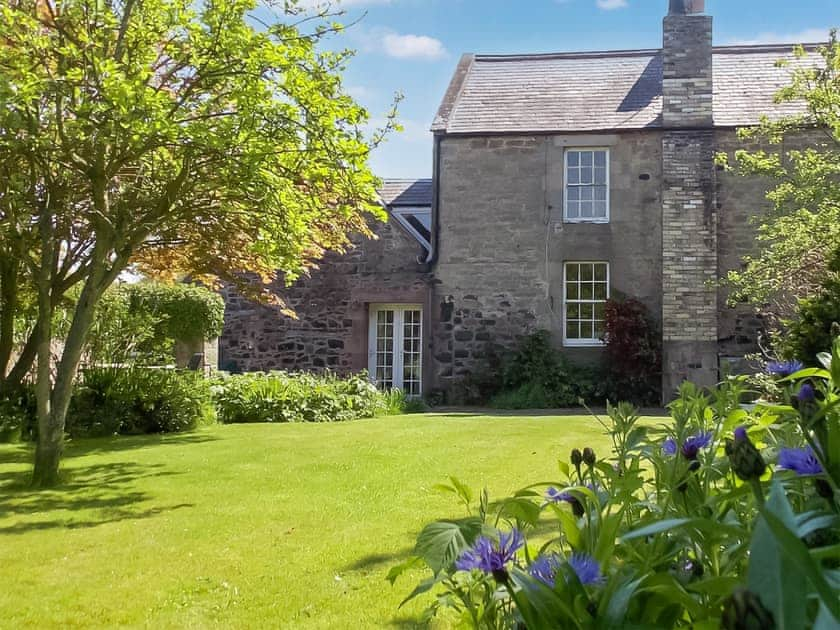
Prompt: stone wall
<box><xmin>220</xmin><ymin>215</ymin><xmax>431</xmax><ymax>379</ymax></box>
<box><xmin>662</xmin><ymin>14</ymin><xmax>713</xmax><ymax>127</ymax></box>
<box><xmin>433</xmin><ymin>131</ymin><xmax>664</xmax><ymax>389</ymax></box>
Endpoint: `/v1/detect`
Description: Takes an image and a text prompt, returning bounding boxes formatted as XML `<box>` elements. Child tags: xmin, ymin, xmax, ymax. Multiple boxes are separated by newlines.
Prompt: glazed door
<box><xmin>368</xmin><ymin>305</ymin><xmax>422</xmax><ymax>396</ymax></box>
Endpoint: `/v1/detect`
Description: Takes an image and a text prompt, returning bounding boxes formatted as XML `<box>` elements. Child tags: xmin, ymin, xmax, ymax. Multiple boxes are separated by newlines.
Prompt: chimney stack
<box><xmin>662</xmin><ymin>0</ymin><xmax>713</xmax><ymax>127</ymax></box>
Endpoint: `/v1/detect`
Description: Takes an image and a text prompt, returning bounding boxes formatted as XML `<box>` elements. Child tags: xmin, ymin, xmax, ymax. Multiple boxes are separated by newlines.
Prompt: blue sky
<box><xmin>308</xmin><ymin>0</ymin><xmax>840</xmax><ymax>179</ymax></box>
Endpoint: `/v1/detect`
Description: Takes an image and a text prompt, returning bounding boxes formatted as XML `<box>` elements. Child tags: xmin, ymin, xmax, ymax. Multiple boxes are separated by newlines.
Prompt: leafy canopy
<box><xmin>721</xmin><ymin>35</ymin><xmax>840</xmax><ymax>318</ymax></box>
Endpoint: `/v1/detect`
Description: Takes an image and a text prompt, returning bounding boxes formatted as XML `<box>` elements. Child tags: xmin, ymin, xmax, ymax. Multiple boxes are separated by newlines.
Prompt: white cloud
<box><xmin>596</xmin><ymin>0</ymin><xmax>628</xmax><ymax>9</ymax></box>
<box><xmin>727</xmin><ymin>28</ymin><xmax>830</xmax><ymax>46</ymax></box>
<box><xmin>381</xmin><ymin>32</ymin><xmax>447</xmax><ymax>60</ymax></box>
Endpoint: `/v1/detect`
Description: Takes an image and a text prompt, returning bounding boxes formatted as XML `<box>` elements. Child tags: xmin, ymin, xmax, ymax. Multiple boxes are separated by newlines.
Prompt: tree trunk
<box><xmin>1</xmin><ymin>326</ymin><xmax>38</xmax><ymax>393</ymax></box>
<box><xmin>0</xmin><ymin>257</ymin><xmax>18</xmax><ymax>377</ymax></box>
<box><xmin>32</xmin><ymin>204</ymin><xmax>57</xmax><ymax>487</ymax></box>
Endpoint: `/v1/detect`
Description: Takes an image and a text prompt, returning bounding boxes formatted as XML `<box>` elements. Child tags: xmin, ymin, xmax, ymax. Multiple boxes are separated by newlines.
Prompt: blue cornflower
<box><xmin>681</xmin><ymin>432</ymin><xmax>713</xmax><ymax>461</ymax></box>
<box><xmin>778</xmin><ymin>446</ymin><xmax>823</xmax><ymax>476</ymax></box>
<box><xmin>766</xmin><ymin>360</ymin><xmax>804</xmax><ymax>377</ymax></box>
<box><xmin>455</xmin><ymin>529</ymin><xmax>524</xmax><ymax>575</ymax></box>
<box><xmin>529</xmin><ymin>554</ymin><xmax>561</xmax><ymax>588</ymax></box>
<box><xmin>797</xmin><ymin>383</ymin><xmax>816</xmax><ymax>402</ymax></box>
<box><xmin>545</xmin><ymin>486</ymin><xmax>574</xmax><ymax>504</ymax></box>
<box><xmin>568</xmin><ymin>553</ymin><xmax>605</xmax><ymax>586</ymax></box>
<box><xmin>734</xmin><ymin>426</ymin><xmax>748</xmax><ymax>441</ymax></box>
<box><xmin>663</xmin><ymin>432</ymin><xmax>713</xmax><ymax>461</ymax></box>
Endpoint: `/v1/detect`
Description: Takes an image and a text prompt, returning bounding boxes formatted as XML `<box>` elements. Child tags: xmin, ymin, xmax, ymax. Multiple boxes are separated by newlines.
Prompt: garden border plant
<box><xmin>392</xmin><ymin>339</ymin><xmax>840</xmax><ymax>628</ymax></box>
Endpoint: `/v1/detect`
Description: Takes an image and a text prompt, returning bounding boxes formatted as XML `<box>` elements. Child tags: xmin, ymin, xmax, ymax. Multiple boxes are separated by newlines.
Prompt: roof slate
<box><xmin>432</xmin><ymin>45</ymin><xmax>823</xmax><ymax>134</ymax></box>
<box><xmin>377</xmin><ymin>179</ymin><xmax>433</xmax><ymax>207</ymax></box>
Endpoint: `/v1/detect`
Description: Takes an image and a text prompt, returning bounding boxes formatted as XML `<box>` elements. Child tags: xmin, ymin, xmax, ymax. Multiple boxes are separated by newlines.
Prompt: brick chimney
<box><xmin>662</xmin><ymin>0</ymin><xmax>712</xmax><ymax>127</ymax></box>
<box><xmin>660</xmin><ymin>0</ymin><xmax>719</xmax><ymax>400</ymax></box>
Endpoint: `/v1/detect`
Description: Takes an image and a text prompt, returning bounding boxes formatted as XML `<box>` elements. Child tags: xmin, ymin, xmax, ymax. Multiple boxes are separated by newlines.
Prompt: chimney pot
<box><xmin>669</xmin><ymin>0</ymin><xmax>705</xmax><ymax>14</ymax></box>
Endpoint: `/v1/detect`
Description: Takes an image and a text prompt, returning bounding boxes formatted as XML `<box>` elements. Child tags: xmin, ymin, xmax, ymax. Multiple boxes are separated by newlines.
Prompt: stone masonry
<box><xmin>661</xmin><ymin>7</ymin><xmax>719</xmax><ymax>395</ymax></box>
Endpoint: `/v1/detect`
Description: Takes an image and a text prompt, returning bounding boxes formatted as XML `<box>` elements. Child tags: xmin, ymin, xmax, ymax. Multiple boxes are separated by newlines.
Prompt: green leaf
<box><xmin>448</xmin><ymin>476</ymin><xmax>473</xmax><ymax>507</ymax></box>
<box><xmin>509</xmin><ymin>568</ymin><xmax>583</xmax><ymax>630</ymax></box>
<box><xmin>386</xmin><ymin>556</ymin><xmax>423</xmax><ymax>585</ymax></box>
<box><xmin>553</xmin><ymin>505</ymin><xmax>582</xmax><ymax>549</ymax></box>
<box><xmin>748</xmin><ymin>480</ymin><xmax>814</xmax><ymax>630</ymax></box>
<box><xmin>414</xmin><ymin>518</ymin><xmax>483</xmax><ymax>575</ymax></box>
<box><xmin>398</xmin><ymin>574</ymin><xmax>447</xmax><ymax>608</ymax></box>
<box><xmin>760</xmin><ymin>498</ymin><xmax>840</xmax><ymax>622</ymax></box>
<box><xmin>497</xmin><ymin>497</ymin><xmax>541</xmax><ymax>528</ymax></box>
<box><xmin>621</xmin><ymin>517</ymin><xmax>741</xmax><ymax>542</ymax></box>
<box><xmin>601</xmin><ymin>576</ymin><xmax>645</xmax><ymax>629</ymax></box>
<box><xmin>817</xmin><ymin>352</ymin><xmax>832</xmax><ymax>371</ymax></box>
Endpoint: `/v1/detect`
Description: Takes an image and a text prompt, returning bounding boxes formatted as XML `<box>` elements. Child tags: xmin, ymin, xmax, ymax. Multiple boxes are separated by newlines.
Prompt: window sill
<box><xmin>562</xmin><ymin>218</ymin><xmax>610</xmax><ymax>225</ymax></box>
<box><xmin>563</xmin><ymin>340</ymin><xmax>606</xmax><ymax>348</ymax></box>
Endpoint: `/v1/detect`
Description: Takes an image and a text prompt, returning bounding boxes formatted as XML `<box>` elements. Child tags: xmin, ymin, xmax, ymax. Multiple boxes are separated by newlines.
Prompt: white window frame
<box><xmin>367</xmin><ymin>304</ymin><xmax>423</xmax><ymax>396</ymax></box>
<box><xmin>391</xmin><ymin>206</ymin><xmax>432</xmax><ymax>253</ymax></box>
<box><xmin>563</xmin><ymin>148</ymin><xmax>610</xmax><ymax>224</ymax></box>
<box><xmin>562</xmin><ymin>262</ymin><xmax>610</xmax><ymax>347</ymax></box>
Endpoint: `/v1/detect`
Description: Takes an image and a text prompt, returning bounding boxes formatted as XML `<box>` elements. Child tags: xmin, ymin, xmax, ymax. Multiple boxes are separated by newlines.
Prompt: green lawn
<box><xmin>0</xmin><ymin>412</ymin><xmax>627</xmax><ymax>628</ymax></box>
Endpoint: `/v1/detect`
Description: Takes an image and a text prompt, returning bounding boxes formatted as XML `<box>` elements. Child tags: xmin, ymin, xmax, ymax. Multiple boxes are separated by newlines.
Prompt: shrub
<box><xmin>392</xmin><ymin>339</ymin><xmax>840</xmax><ymax>629</ymax></box>
<box><xmin>211</xmin><ymin>371</ymin><xmax>386</xmax><ymax>424</ymax></box>
<box><xmin>781</xmin><ymin>251</ymin><xmax>840</xmax><ymax>364</ymax></box>
<box><xmin>0</xmin><ymin>385</ymin><xmax>35</xmax><ymax>443</ymax></box>
<box><xmin>489</xmin><ymin>331</ymin><xmax>607</xmax><ymax>408</ymax></box>
<box><xmin>86</xmin><ymin>282</ymin><xmax>225</xmax><ymax>365</ymax></box>
<box><xmin>68</xmin><ymin>367</ymin><xmax>214</xmax><ymax>437</ymax></box>
<box><xmin>603</xmin><ymin>298</ymin><xmax>662</xmax><ymax>404</ymax></box>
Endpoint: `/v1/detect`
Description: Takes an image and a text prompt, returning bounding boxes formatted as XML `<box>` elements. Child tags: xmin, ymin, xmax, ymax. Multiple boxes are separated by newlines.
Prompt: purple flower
<box><xmin>568</xmin><ymin>553</ymin><xmax>605</xmax><ymax>586</ymax></box>
<box><xmin>734</xmin><ymin>426</ymin><xmax>748</xmax><ymax>442</ymax></box>
<box><xmin>681</xmin><ymin>432</ymin><xmax>713</xmax><ymax>461</ymax></box>
<box><xmin>529</xmin><ymin>554</ymin><xmax>561</xmax><ymax>588</ymax></box>
<box><xmin>663</xmin><ymin>432</ymin><xmax>713</xmax><ymax>461</ymax></box>
<box><xmin>778</xmin><ymin>446</ymin><xmax>823</xmax><ymax>476</ymax></box>
<box><xmin>766</xmin><ymin>360</ymin><xmax>804</xmax><ymax>377</ymax></box>
<box><xmin>545</xmin><ymin>487</ymin><xmax>574</xmax><ymax>504</ymax></box>
<box><xmin>797</xmin><ymin>384</ymin><xmax>816</xmax><ymax>402</ymax></box>
<box><xmin>455</xmin><ymin>529</ymin><xmax>524</xmax><ymax>575</ymax></box>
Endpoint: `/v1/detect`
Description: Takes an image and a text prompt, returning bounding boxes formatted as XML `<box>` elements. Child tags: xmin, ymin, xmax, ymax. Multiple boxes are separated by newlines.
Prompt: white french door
<box><xmin>368</xmin><ymin>305</ymin><xmax>423</xmax><ymax>396</ymax></box>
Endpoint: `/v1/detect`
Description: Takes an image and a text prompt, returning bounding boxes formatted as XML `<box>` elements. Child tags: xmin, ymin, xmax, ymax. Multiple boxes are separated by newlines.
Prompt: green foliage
<box><xmin>124</xmin><ymin>283</ymin><xmax>225</xmax><ymax>343</ymax></box>
<box><xmin>489</xmin><ymin>331</ymin><xmax>606</xmax><ymax>408</ymax></box>
<box><xmin>721</xmin><ymin>35</ymin><xmax>840</xmax><ymax>318</ymax></box>
<box><xmin>211</xmin><ymin>371</ymin><xmax>390</xmax><ymax>424</ymax></box>
<box><xmin>68</xmin><ymin>367</ymin><xmax>215</xmax><ymax>437</ymax></box>
<box><xmin>395</xmin><ymin>339</ymin><xmax>840</xmax><ymax>628</ymax></box>
<box><xmin>0</xmin><ymin>385</ymin><xmax>35</xmax><ymax>443</ymax></box>
<box><xmin>781</xmin><ymin>251</ymin><xmax>840</xmax><ymax>363</ymax></box>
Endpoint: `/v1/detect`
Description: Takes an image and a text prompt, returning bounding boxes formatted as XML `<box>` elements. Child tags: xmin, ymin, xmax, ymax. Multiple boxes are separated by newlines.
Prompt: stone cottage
<box><xmin>221</xmin><ymin>0</ymin><xmax>824</xmax><ymax>399</ymax></box>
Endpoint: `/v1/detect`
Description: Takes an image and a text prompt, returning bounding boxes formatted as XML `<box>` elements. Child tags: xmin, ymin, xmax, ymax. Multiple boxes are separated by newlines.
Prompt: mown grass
<box><xmin>0</xmin><ymin>412</ymin><xmax>647</xmax><ymax>628</ymax></box>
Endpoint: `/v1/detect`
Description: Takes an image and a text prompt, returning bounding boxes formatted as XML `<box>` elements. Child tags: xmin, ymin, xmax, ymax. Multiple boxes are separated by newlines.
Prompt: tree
<box><xmin>0</xmin><ymin>0</ymin><xmax>394</xmax><ymax>485</ymax></box>
<box><xmin>721</xmin><ymin>36</ymin><xmax>840</xmax><ymax>326</ymax></box>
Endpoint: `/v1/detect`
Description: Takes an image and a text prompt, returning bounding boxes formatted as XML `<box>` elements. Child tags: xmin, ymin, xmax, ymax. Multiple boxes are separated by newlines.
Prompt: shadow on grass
<box><xmin>387</xmin><ymin>616</ymin><xmax>428</xmax><ymax>629</ymax></box>
<box><xmin>342</xmin><ymin>547</ymin><xmax>414</xmax><ymax>572</ymax></box>
<box><xmin>0</xmin><ymin>459</ymin><xmax>193</xmax><ymax>535</ymax></box>
<box><xmin>0</xmin><ymin>431</ymin><xmax>219</xmax><ymax>467</ymax></box>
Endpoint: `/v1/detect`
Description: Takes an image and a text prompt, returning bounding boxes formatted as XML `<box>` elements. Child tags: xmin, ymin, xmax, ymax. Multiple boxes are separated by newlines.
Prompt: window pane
<box><xmin>566</xmin><ymin>282</ymin><xmax>579</xmax><ymax>300</ymax></box>
<box><xmin>581</xmin><ymin>151</ymin><xmax>593</xmax><ymax>166</ymax></box>
<box><xmin>595</xmin><ymin>320</ymin><xmax>606</xmax><ymax>338</ymax></box>
<box><xmin>594</xmin><ymin>282</ymin><xmax>607</xmax><ymax>300</ymax></box>
<box><xmin>566</xmin><ymin>321</ymin><xmax>580</xmax><ymax>339</ymax></box>
<box><xmin>594</xmin><ymin>167</ymin><xmax>607</xmax><ymax>185</ymax></box>
<box><xmin>566</xmin><ymin>304</ymin><xmax>580</xmax><ymax>319</ymax></box>
<box><xmin>567</xmin><ymin>151</ymin><xmax>579</xmax><ymax>167</ymax></box>
<box><xmin>566</xmin><ymin>202</ymin><xmax>579</xmax><ymax>218</ymax></box>
<box><xmin>581</xmin><ymin>264</ymin><xmax>593</xmax><ymax>281</ymax></box>
<box><xmin>594</xmin><ymin>201</ymin><xmax>607</xmax><ymax>218</ymax></box>
<box><xmin>580</xmin><ymin>202</ymin><xmax>593</xmax><ymax>218</ymax></box>
<box><xmin>583</xmin><ymin>321</ymin><xmax>595</xmax><ymax>340</ymax></box>
<box><xmin>567</xmin><ymin>187</ymin><xmax>580</xmax><ymax>201</ymax></box>
<box><xmin>594</xmin><ymin>302</ymin><xmax>606</xmax><ymax>319</ymax></box>
<box><xmin>594</xmin><ymin>186</ymin><xmax>607</xmax><ymax>201</ymax></box>
<box><xmin>594</xmin><ymin>264</ymin><xmax>607</xmax><ymax>282</ymax></box>
<box><xmin>567</xmin><ymin>168</ymin><xmax>580</xmax><ymax>185</ymax></box>
<box><xmin>566</xmin><ymin>264</ymin><xmax>579</xmax><ymax>282</ymax></box>
<box><xmin>580</xmin><ymin>187</ymin><xmax>593</xmax><ymax>201</ymax></box>
<box><xmin>580</xmin><ymin>167</ymin><xmax>593</xmax><ymax>184</ymax></box>
<box><xmin>580</xmin><ymin>283</ymin><xmax>594</xmax><ymax>300</ymax></box>
<box><xmin>594</xmin><ymin>151</ymin><xmax>607</xmax><ymax>167</ymax></box>
<box><xmin>580</xmin><ymin>303</ymin><xmax>593</xmax><ymax>319</ymax></box>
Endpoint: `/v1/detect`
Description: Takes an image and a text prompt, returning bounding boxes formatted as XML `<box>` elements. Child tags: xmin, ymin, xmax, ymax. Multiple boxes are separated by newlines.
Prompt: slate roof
<box><xmin>432</xmin><ymin>44</ymin><xmax>824</xmax><ymax>134</ymax></box>
<box><xmin>377</xmin><ymin>179</ymin><xmax>433</xmax><ymax>207</ymax></box>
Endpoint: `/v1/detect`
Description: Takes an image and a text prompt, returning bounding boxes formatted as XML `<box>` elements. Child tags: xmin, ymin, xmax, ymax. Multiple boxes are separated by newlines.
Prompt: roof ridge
<box><xmin>472</xmin><ymin>42</ymin><xmax>825</xmax><ymax>62</ymax></box>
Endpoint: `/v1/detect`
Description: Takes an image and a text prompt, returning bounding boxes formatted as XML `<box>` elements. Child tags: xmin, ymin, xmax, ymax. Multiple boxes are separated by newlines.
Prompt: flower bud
<box><xmin>721</xmin><ymin>588</ymin><xmax>774</xmax><ymax>630</ymax></box>
<box><xmin>582</xmin><ymin>447</ymin><xmax>596</xmax><ymax>467</ymax></box>
<box><xmin>725</xmin><ymin>430</ymin><xmax>766</xmax><ymax>482</ymax></box>
<box><xmin>570</xmin><ymin>449</ymin><xmax>583</xmax><ymax>467</ymax></box>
